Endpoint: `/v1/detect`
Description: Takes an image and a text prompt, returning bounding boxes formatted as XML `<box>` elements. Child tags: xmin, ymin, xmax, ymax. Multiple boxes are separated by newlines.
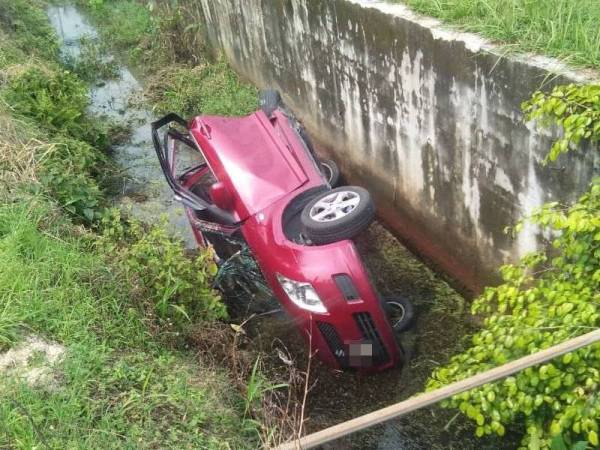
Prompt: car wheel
<box><xmin>259</xmin><ymin>89</ymin><xmax>282</xmax><ymax>117</ymax></box>
<box><xmin>384</xmin><ymin>296</ymin><xmax>415</xmax><ymax>333</ymax></box>
<box><xmin>300</xmin><ymin>186</ymin><xmax>375</xmax><ymax>244</ymax></box>
<box><xmin>320</xmin><ymin>159</ymin><xmax>341</xmax><ymax>187</ymax></box>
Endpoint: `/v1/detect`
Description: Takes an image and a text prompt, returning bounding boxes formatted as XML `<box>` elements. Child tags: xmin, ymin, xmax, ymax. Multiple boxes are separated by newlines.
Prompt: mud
<box><xmin>46</xmin><ymin>5</ymin><xmax>515</xmax><ymax>449</ymax></box>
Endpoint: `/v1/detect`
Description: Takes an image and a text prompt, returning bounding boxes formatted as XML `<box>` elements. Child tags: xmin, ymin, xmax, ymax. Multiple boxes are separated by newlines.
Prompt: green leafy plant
<box><xmin>3</xmin><ymin>67</ymin><xmax>109</xmax><ymax>149</ymax></box>
<box><xmin>63</xmin><ymin>36</ymin><xmax>120</xmax><ymax>82</ymax></box>
<box><xmin>523</xmin><ymin>84</ymin><xmax>600</xmax><ymax>162</ymax></box>
<box><xmin>5</xmin><ymin>67</ymin><xmax>88</xmax><ymax>130</ymax></box>
<box><xmin>99</xmin><ymin>209</ymin><xmax>227</xmax><ymax>329</ymax></box>
<box><xmin>245</xmin><ymin>357</ymin><xmax>287</xmax><ymax>418</ymax></box>
<box><xmin>38</xmin><ymin>137</ymin><xmax>107</xmax><ymax>222</ymax></box>
<box><xmin>427</xmin><ymin>83</ymin><xmax>599</xmax><ymax>450</ymax></box>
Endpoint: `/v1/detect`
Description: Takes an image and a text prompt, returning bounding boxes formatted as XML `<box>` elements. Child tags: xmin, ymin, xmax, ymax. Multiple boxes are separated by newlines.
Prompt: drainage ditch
<box><xmin>47</xmin><ymin>5</ymin><xmax>513</xmax><ymax>448</ymax></box>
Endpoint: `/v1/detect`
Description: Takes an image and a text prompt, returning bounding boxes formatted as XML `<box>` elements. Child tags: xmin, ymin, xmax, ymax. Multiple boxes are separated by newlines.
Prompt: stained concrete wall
<box><xmin>196</xmin><ymin>0</ymin><xmax>598</xmax><ymax>292</ymax></box>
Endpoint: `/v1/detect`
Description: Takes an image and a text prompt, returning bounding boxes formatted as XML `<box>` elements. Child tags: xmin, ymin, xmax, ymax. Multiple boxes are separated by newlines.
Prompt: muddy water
<box><xmin>47</xmin><ymin>5</ymin><xmax>514</xmax><ymax>449</ymax></box>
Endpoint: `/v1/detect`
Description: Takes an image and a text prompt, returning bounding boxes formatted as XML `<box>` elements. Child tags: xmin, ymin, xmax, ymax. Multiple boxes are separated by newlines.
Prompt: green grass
<box><xmin>81</xmin><ymin>0</ymin><xmax>152</xmax><ymax>49</ymax></box>
<box><xmin>391</xmin><ymin>0</ymin><xmax>600</xmax><ymax>69</ymax></box>
<box><xmin>144</xmin><ymin>58</ymin><xmax>258</xmax><ymax>117</ymax></box>
<box><xmin>0</xmin><ymin>200</ymin><xmax>254</xmax><ymax>448</ymax></box>
<box><xmin>76</xmin><ymin>0</ymin><xmax>258</xmax><ymax>117</ymax></box>
<box><xmin>0</xmin><ymin>0</ymin><xmax>59</xmax><ymax>62</ymax></box>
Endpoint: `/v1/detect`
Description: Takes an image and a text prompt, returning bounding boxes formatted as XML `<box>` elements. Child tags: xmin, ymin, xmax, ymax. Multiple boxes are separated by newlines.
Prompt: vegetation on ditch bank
<box><xmin>392</xmin><ymin>0</ymin><xmax>600</xmax><ymax>70</ymax></box>
<box><xmin>0</xmin><ymin>0</ymin><xmax>260</xmax><ymax>447</ymax></box>
<box><xmin>74</xmin><ymin>0</ymin><xmax>258</xmax><ymax>117</ymax></box>
<box><xmin>428</xmin><ymin>85</ymin><xmax>600</xmax><ymax>449</ymax></box>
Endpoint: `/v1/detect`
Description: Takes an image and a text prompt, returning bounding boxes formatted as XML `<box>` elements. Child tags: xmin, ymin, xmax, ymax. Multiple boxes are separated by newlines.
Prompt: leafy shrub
<box><xmin>100</xmin><ymin>209</ymin><xmax>226</xmax><ymax>329</ymax></box>
<box><xmin>3</xmin><ymin>67</ymin><xmax>109</xmax><ymax>149</ymax></box>
<box><xmin>5</xmin><ymin>67</ymin><xmax>87</xmax><ymax>128</ymax></box>
<box><xmin>427</xmin><ymin>84</ymin><xmax>600</xmax><ymax>450</ymax></box>
<box><xmin>523</xmin><ymin>84</ymin><xmax>600</xmax><ymax>162</ymax></box>
<box><xmin>38</xmin><ymin>138</ymin><xmax>107</xmax><ymax>221</ymax></box>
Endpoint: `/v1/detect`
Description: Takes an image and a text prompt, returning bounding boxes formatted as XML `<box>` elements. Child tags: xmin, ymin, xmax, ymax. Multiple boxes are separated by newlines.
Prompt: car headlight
<box><xmin>276</xmin><ymin>274</ymin><xmax>326</xmax><ymax>313</ymax></box>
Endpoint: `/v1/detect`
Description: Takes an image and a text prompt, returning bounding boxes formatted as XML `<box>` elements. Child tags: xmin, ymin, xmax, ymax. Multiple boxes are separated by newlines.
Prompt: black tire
<box><xmin>259</xmin><ymin>90</ymin><xmax>321</xmax><ymax>164</ymax></box>
<box><xmin>259</xmin><ymin>89</ymin><xmax>282</xmax><ymax>117</ymax></box>
<box><xmin>300</xmin><ymin>186</ymin><xmax>375</xmax><ymax>245</ymax></box>
<box><xmin>384</xmin><ymin>297</ymin><xmax>415</xmax><ymax>333</ymax></box>
<box><xmin>319</xmin><ymin>159</ymin><xmax>341</xmax><ymax>187</ymax></box>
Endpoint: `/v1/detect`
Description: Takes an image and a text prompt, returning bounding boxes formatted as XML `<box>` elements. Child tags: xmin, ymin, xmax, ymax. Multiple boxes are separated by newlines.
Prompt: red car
<box><xmin>151</xmin><ymin>91</ymin><xmax>413</xmax><ymax>372</ymax></box>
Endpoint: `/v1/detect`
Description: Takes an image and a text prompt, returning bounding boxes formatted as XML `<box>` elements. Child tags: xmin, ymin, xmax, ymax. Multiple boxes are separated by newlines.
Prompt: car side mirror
<box><xmin>209</xmin><ymin>182</ymin><xmax>234</xmax><ymax>210</ymax></box>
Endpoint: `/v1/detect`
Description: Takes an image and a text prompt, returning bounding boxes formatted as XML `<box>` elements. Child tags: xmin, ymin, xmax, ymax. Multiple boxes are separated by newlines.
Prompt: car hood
<box><xmin>189</xmin><ymin>112</ymin><xmax>308</xmax><ymax>220</ymax></box>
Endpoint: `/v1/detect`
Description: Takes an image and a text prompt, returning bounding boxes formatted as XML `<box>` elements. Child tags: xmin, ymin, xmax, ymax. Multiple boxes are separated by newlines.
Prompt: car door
<box><xmin>151</xmin><ymin>114</ymin><xmax>241</xmax><ymax>253</ymax></box>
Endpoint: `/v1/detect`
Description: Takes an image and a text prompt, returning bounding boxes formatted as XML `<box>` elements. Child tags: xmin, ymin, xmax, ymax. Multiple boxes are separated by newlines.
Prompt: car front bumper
<box><xmin>242</xmin><ymin>212</ymin><xmax>403</xmax><ymax>371</ymax></box>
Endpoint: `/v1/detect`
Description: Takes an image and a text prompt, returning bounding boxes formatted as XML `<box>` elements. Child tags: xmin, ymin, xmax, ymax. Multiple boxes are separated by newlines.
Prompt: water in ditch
<box><xmin>47</xmin><ymin>5</ymin><xmax>514</xmax><ymax>449</ymax></box>
<box><xmin>47</xmin><ymin>4</ymin><xmax>196</xmax><ymax>248</ymax></box>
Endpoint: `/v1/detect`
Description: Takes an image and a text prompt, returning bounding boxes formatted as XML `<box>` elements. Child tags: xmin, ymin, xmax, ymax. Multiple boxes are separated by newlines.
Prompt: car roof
<box><xmin>189</xmin><ymin>111</ymin><xmax>308</xmax><ymax>220</ymax></box>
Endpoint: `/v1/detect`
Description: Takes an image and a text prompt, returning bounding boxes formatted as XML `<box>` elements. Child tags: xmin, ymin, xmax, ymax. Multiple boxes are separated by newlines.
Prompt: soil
<box><xmin>0</xmin><ymin>336</ymin><xmax>65</xmax><ymax>391</ymax></box>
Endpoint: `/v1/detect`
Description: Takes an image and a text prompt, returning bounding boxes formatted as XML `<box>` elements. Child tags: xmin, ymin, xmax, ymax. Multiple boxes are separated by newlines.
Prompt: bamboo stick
<box><xmin>275</xmin><ymin>328</ymin><xmax>600</xmax><ymax>450</ymax></box>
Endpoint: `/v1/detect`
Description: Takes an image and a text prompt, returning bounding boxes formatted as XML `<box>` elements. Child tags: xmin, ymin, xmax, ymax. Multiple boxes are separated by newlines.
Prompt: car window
<box><xmin>170</xmin><ymin>136</ymin><xmax>205</xmax><ymax>179</ymax></box>
<box><xmin>169</xmin><ymin>135</ymin><xmax>217</xmax><ymax>202</ymax></box>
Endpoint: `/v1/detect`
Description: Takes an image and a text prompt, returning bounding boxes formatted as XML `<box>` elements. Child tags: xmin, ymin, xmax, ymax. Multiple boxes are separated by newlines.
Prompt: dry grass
<box><xmin>187</xmin><ymin>317</ymin><xmax>313</xmax><ymax>448</ymax></box>
<box><xmin>0</xmin><ymin>101</ymin><xmax>66</xmax><ymax>197</ymax></box>
<box><xmin>0</xmin><ymin>105</ymin><xmax>41</xmax><ymax>188</ymax></box>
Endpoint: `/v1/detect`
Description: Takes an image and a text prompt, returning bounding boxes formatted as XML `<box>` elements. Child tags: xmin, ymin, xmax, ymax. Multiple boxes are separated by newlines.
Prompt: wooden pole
<box><xmin>275</xmin><ymin>328</ymin><xmax>600</xmax><ymax>450</ymax></box>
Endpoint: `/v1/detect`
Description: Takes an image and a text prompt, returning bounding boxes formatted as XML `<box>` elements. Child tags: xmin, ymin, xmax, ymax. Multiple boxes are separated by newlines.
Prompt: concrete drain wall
<box><xmin>196</xmin><ymin>0</ymin><xmax>598</xmax><ymax>292</ymax></box>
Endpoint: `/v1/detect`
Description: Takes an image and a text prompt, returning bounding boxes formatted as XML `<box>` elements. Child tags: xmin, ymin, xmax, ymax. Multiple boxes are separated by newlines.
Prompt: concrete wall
<box><xmin>196</xmin><ymin>0</ymin><xmax>598</xmax><ymax>292</ymax></box>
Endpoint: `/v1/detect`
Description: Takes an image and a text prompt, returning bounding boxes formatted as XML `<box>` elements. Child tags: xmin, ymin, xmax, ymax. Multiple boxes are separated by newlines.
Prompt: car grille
<box><xmin>353</xmin><ymin>312</ymin><xmax>390</xmax><ymax>366</ymax></box>
<box><xmin>317</xmin><ymin>321</ymin><xmax>348</xmax><ymax>368</ymax></box>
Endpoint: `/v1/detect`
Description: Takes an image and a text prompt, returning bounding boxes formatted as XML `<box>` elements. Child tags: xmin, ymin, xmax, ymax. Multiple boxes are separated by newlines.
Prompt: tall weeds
<box><xmin>399</xmin><ymin>0</ymin><xmax>600</xmax><ymax>68</ymax></box>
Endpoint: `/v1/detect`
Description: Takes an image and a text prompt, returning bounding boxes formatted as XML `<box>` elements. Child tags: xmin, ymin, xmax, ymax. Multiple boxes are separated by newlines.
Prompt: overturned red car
<box><xmin>151</xmin><ymin>90</ymin><xmax>412</xmax><ymax>372</ymax></box>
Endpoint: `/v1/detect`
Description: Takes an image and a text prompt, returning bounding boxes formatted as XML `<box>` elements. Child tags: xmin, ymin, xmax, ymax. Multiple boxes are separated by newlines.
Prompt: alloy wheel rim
<box><xmin>309</xmin><ymin>190</ymin><xmax>360</xmax><ymax>222</ymax></box>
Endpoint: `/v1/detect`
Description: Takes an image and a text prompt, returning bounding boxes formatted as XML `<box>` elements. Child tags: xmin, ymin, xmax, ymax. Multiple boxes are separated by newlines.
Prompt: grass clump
<box><xmin>81</xmin><ymin>0</ymin><xmax>153</xmax><ymax>50</ymax></box>
<box><xmin>393</xmin><ymin>0</ymin><xmax>600</xmax><ymax>69</ymax></box>
<box><xmin>64</xmin><ymin>36</ymin><xmax>120</xmax><ymax>82</ymax></box>
<box><xmin>145</xmin><ymin>58</ymin><xmax>258</xmax><ymax>117</ymax></box>
<box><xmin>0</xmin><ymin>0</ymin><xmax>58</xmax><ymax>62</ymax></box>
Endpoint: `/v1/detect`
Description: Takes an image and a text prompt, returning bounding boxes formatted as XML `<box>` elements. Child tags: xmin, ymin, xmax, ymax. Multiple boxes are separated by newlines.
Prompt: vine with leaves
<box><xmin>427</xmin><ymin>83</ymin><xmax>599</xmax><ymax>450</ymax></box>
